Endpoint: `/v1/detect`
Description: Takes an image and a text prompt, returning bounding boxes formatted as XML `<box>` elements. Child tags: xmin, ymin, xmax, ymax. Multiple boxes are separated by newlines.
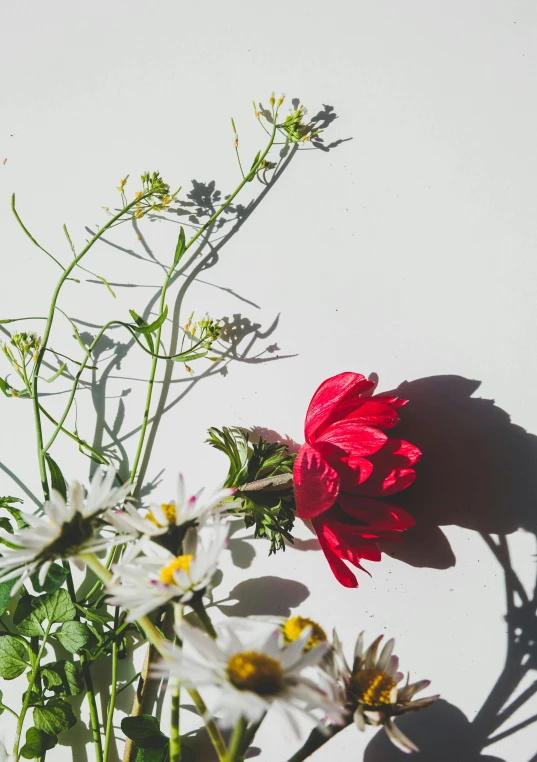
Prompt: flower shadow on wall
<box><xmin>362</xmin><ymin>374</ymin><xmax>537</xmax><ymax>762</ymax></box>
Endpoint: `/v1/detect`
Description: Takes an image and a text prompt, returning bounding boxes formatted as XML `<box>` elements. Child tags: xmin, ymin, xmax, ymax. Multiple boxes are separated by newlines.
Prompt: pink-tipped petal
<box><xmin>293</xmin><ymin>444</ymin><xmax>340</xmax><ymax>519</ymax></box>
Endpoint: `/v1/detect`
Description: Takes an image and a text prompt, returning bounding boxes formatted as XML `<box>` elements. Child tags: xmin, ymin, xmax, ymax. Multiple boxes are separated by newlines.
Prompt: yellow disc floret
<box><xmin>158</xmin><ymin>554</ymin><xmax>193</xmax><ymax>586</ymax></box>
<box><xmin>350</xmin><ymin>669</ymin><xmax>397</xmax><ymax>708</ymax></box>
<box><xmin>282</xmin><ymin>616</ymin><xmax>327</xmax><ymax>651</ymax></box>
<box><xmin>148</xmin><ymin>503</ymin><xmax>177</xmax><ymax>528</ymax></box>
<box><xmin>227</xmin><ymin>651</ymin><xmax>283</xmax><ymax>695</ymax></box>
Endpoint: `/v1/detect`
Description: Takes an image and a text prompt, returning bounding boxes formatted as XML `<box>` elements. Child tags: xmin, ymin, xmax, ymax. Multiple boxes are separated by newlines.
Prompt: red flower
<box><xmin>293</xmin><ymin>372</ymin><xmax>421</xmax><ymax>587</ymax></box>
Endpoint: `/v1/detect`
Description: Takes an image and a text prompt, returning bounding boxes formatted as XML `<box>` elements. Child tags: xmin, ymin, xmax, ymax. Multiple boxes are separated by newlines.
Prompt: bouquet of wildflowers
<box><xmin>0</xmin><ymin>93</ymin><xmax>437</xmax><ymax>762</ymax></box>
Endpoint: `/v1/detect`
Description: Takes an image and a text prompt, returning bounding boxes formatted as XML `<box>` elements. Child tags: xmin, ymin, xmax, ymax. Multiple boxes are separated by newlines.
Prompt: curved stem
<box><xmin>38</xmin><ymin>404</ymin><xmax>109</xmax><ymax>464</ymax></box>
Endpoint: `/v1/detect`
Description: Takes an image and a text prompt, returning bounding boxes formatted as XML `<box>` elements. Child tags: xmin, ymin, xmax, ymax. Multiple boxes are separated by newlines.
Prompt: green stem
<box><xmin>38</xmin><ymin>404</ymin><xmax>109</xmax><ymax>464</ymax></box>
<box><xmin>103</xmin><ymin>608</ymin><xmax>119</xmax><ymax>762</ymax></box>
<box><xmin>79</xmin><ymin>553</ymin><xmax>228</xmax><ymax>762</ymax></box>
<box><xmin>226</xmin><ymin>716</ymin><xmax>247</xmax><ymax>762</ymax></box>
<box><xmin>129</xmin><ymin>111</ymin><xmax>279</xmax><ymax>489</ymax></box>
<box><xmin>29</xmin><ymin>192</ymin><xmax>151</xmax><ymax>495</ymax></box>
<box><xmin>190</xmin><ymin>598</ymin><xmax>217</xmax><ymax>639</ymax></box>
<box><xmin>13</xmin><ymin>623</ymin><xmax>51</xmax><ymax>759</ymax></box>
<box><xmin>169</xmin><ymin>681</ymin><xmax>181</xmax><ymax>762</ymax></box>
<box><xmin>285</xmin><ymin>724</ymin><xmax>345</xmax><ymax>762</ymax></box>
<box><xmin>81</xmin><ymin>654</ymin><xmax>104</xmax><ymax>762</ymax></box>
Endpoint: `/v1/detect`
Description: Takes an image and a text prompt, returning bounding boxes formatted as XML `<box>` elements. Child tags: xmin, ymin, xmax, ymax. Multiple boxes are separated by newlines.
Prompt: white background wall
<box><xmin>1</xmin><ymin>2</ymin><xmax>536</xmax><ymax>760</ymax></box>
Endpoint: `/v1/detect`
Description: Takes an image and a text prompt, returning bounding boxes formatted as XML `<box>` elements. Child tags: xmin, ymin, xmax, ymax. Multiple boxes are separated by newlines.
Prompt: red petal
<box><xmin>293</xmin><ymin>444</ymin><xmax>340</xmax><ymax>519</ymax></box>
<box><xmin>313</xmin><ymin>519</ymin><xmax>359</xmax><ymax>587</ymax></box>
<box><xmin>330</xmin><ymin>400</ymin><xmax>401</xmax><ymax>429</ymax></box>
<box><xmin>357</xmin><ymin>468</ymin><xmax>417</xmax><ymax>497</ymax></box>
<box><xmin>304</xmin><ymin>372</ymin><xmax>374</xmax><ymax>443</ymax></box>
<box><xmin>336</xmin><ymin>456</ymin><xmax>374</xmax><ymax>490</ymax></box>
<box><xmin>318</xmin><ymin>422</ymin><xmax>387</xmax><ymax>457</ymax></box>
<box><xmin>338</xmin><ymin>496</ymin><xmax>415</xmax><ymax>531</ymax></box>
<box><xmin>373</xmin><ymin>394</ymin><xmax>408</xmax><ymax>409</ymax></box>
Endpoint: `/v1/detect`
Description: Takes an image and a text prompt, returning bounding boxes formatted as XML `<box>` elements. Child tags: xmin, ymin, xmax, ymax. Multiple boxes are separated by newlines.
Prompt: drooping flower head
<box><xmin>327</xmin><ymin>630</ymin><xmax>438</xmax><ymax>753</ymax></box>
<box><xmin>0</xmin><ymin>468</ymin><xmax>131</xmax><ymax>593</ymax></box>
<box><xmin>293</xmin><ymin>372</ymin><xmax>421</xmax><ymax>587</ymax></box>
<box><xmin>154</xmin><ymin>617</ymin><xmax>344</xmax><ymax>733</ymax></box>
<box><xmin>106</xmin><ymin>517</ymin><xmax>229</xmax><ymax>620</ymax></box>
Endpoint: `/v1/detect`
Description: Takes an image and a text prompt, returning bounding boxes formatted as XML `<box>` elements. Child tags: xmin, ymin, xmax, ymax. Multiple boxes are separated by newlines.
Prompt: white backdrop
<box><xmin>1</xmin><ymin>2</ymin><xmax>537</xmax><ymax>760</ymax></box>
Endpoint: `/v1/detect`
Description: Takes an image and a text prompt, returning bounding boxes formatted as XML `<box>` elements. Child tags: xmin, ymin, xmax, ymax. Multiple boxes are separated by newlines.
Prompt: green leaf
<box><xmin>20</xmin><ymin>727</ymin><xmax>58</xmax><ymax>759</ymax></box>
<box><xmin>128</xmin><ymin>310</ymin><xmax>155</xmax><ymax>354</ymax></box>
<box><xmin>44</xmin><ymin>454</ymin><xmax>67</xmax><ymax>501</ymax></box>
<box><xmin>40</xmin><ymin>660</ymin><xmax>84</xmax><ymax>696</ymax></box>
<box><xmin>0</xmin><ymin>377</ymin><xmax>12</xmax><ymax>397</ymax></box>
<box><xmin>15</xmin><ymin>590</ymin><xmax>76</xmax><ymax>636</ymax></box>
<box><xmin>34</xmin><ymin>697</ymin><xmax>76</xmax><ymax>735</ymax></box>
<box><xmin>172</xmin><ymin>226</ymin><xmax>186</xmax><ymax>269</ymax></box>
<box><xmin>0</xmin><ymin>516</ymin><xmax>13</xmax><ymax>533</ymax></box>
<box><xmin>0</xmin><ymin>578</ymin><xmax>16</xmax><ymax>616</ymax></box>
<box><xmin>75</xmin><ymin>602</ymin><xmax>111</xmax><ymax>625</ymax></box>
<box><xmin>14</xmin><ymin>596</ymin><xmax>45</xmax><ymax>637</ymax></box>
<box><xmin>0</xmin><ymin>634</ymin><xmax>29</xmax><ymax>679</ymax></box>
<box><xmin>45</xmin><ymin>363</ymin><xmax>67</xmax><ymax>383</ymax></box>
<box><xmin>31</xmin><ymin>563</ymin><xmax>70</xmax><ymax>594</ymax></box>
<box><xmin>53</xmin><ymin>621</ymin><xmax>90</xmax><ymax>653</ymax></box>
<box><xmin>122</xmin><ymin>715</ymin><xmax>168</xmax><ymax>749</ymax></box>
<box><xmin>131</xmin><ymin>305</ymin><xmax>168</xmax><ymax>335</ymax></box>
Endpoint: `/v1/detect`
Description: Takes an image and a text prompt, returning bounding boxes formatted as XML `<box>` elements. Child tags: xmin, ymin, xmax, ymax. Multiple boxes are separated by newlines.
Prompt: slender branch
<box><xmin>103</xmin><ymin>608</ymin><xmax>120</xmax><ymax>762</ymax></box>
<box><xmin>81</xmin><ymin>654</ymin><xmax>104</xmax><ymax>762</ymax></box>
<box><xmin>38</xmin><ymin>404</ymin><xmax>109</xmax><ymax>464</ymax></box>
<box><xmin>169</xmin><ymin>680</ymin><xmax>181</xmax><ymax>762</ymax></box>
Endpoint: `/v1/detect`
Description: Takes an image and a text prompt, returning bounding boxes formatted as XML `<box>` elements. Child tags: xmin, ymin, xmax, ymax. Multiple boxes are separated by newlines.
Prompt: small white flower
<box><xmin>106</xmin><ymin>517</ymin><xmax>229</xmax><ymax>620</ymax></box>
<box><xmin>106</xmin><ymin>474</ymin><xmax>234</xmax><ymax>538</ymax></box>
<box><xmin>153</xmin><ymin>617</ymin><xmax>344</xmax><ymax>735</ymax></box>
<box><xmin>0</xmin><ymin>468</ymin><xmax>132</xmax><ymax>593</ymax></box>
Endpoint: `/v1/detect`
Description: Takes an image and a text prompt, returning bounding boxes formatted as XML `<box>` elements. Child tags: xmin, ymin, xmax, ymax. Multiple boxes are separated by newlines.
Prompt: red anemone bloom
<box><xmin>293</xmin><ymin>372</ymin><xmax>421</xmax><ymax>587</ymax></box>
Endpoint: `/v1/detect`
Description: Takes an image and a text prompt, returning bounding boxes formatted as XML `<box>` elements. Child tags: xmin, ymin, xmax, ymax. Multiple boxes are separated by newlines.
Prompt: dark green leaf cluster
<box><xmin>122</xmin><ymin>714</ymin><xmax>195</xmax><ymax>762</ymax></box>
<box><xmin>206</xmin><ymin>426</ymin><xmax>296</xmax><ymax>554</ymax></box>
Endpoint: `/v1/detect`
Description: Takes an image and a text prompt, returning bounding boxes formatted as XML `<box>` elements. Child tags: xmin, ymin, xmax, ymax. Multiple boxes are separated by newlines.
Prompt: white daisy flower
<box><xmin>153</xmin><ymin>617</ymin><xmax>344</xmax><ymax>735</ymax></box>
<box><xmin>106</xmin><ymin>474</ymin><xmax>235</xmax><ymax>538</ymax></box>
<box><xmin>0</xmin><ymin>468</ymin><xmax>132</xmax><ymax>593</ymax></box>
<box><xmin>106</xmin><ymin>517</ymin><xmax>229</xmax><ymax>620</ymax></box>
<box><xmin>327</xmin><ymin>631</ymin><xmax>439</xmax><ymax>753</ymax></box>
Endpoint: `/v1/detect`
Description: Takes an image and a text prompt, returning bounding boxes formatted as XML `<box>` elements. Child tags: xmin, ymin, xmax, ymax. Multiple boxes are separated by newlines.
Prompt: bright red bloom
<box><xmin>293</xmin><ymin>372</ymin><xmax>421</xmax><ymax>587</ymax></box>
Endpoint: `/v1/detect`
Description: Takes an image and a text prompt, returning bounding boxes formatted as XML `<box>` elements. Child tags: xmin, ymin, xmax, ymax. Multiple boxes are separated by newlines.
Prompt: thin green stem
<box><xmin>169</xmin><ymin>681</ymin><xmax>181</xmax><ymax>762</ymax></box>
<box><xmin>38</xmin><ymin>404</ymin><xmax>109</xmax><ymax>464</ymax></box>
<box><xmin>79</xmin><ymin>553</ymin><xmax>228</xmax><ymax>762</ymax></box>
<box><xmin>190</xmin><ymin>598</ymin><xmax>217</xmax><ymax>639</ymax></box>
<box><xmin>81</xmin><ymin>654</ymin><xmax>104</xmax><ymax>762</ymax></box>
<box><xmin>226</xmin><ymin>716</ymin><xmax>247</xmax><ymax>762</ymax></box>
<box><xmin>285</xmin><ymin>724</ymin><xmax>345</xmax><ymax>762</ymax></box>
<box><xmin>103</xmin><ymin>608</ymin><xmax>120</xmax><ymax>762</ymax></box>
<box><xmin>29</xmin><ymin>192</ymin><xmax>150</xmax><ymax>495</ymax></box>
<box><xmin>129</xmin><ymin>111</ymin><xmax>279</xmax><ymax>490</ymax></box>
<box><xmin>0</xmin><ymin>703</ymin><xmax>18</xmax><ymax>719</ymax></box>
<box><xmin>13</xmin><ymin>623</ymin><xmax>51</xmax><ymax>759</ymax></box>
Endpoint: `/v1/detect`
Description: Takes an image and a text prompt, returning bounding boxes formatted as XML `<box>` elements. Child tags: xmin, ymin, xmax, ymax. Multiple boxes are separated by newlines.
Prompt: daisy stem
<box><xmin>169</xmin><ymin>680</ymin><xmax>181</xmax><ymax>762</ymax></box>
<box><xmin>226</xmin><ymin>716</ymin><xmax>247</xmax><ymax>762</ymax></box>
<box><xmin>190</xmin><ymin>598</ymin><xmax>217</xmax><ymax>639</ymax></box>
<box><xmin>285</xmin><ymin>724</ymin><xmax>345</xmax><ymax>762</ymax></box>
<box><xmin>103</xmin><ymin>608</ymin><xmax>120</xmax><ymax>762</ymax></box>
<box><xmin>79</xmin><ymin>553</ymin><xmax>228</xmax><ymax>762</ymax></box>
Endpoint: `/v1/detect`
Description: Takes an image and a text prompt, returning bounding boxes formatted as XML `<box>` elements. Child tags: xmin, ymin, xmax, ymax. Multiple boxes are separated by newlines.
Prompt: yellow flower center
<box><xmin>148</xmin><ymin>503</ymin><xmax>177</xmax><ymax>528</ymax></box>
<box><xmin>158</xmin><ymin>554</ymin><xmax>193</xmax><ymax>586</ymax></box>
<box><xmin>226</xmin><ymin>651</ymin><xmax>283</xmax><ymax>695</ymax></box>
<box><xmin>349</xmin><ymin>669</ymin><xmax>397</xmax><ymax>707</ymax></box>
<box><xmin>282</xmin><ymin>616</ymin><xmax>327</xmax><ymax>651</ymax></box>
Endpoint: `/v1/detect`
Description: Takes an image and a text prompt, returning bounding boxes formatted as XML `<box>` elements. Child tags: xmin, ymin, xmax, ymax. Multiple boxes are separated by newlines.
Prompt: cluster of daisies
<box><xmin>0</xmin><ymin>468</ymin><xmax>437</xmax><ymax>753</ymax></box>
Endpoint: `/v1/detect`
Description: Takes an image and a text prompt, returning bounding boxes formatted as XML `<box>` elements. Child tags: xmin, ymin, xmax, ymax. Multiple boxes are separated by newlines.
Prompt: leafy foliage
<box><xmin>122</xmin><ymin>715</ymin><xmax>169</xmax><ymax>749</ymax></box>
<box><xmin>20</xmin><ymin>727</ymin><xmax>58</xmax><ymax>759</ymax></box>
<box><xmin>0</xmin><ymin>635</ymin><xmax>29</xmax><ymax>679</ymax></box>
<box><xmin>33</xmin><ymin>697</ymin><xmax>77</xmax><ymax>734</ymax></box>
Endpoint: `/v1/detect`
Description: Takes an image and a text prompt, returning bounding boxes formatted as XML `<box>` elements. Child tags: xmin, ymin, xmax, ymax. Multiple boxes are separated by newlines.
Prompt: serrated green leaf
<box><xmin>0</xmin><ymin>634</ymin><xmax>29</xmax><ymax>679</ymax></box>
<box><xmin>53</xmin><ymin>621</ymin><xmax>90</xmax><ymax>653</ymax></box>
<box><xmin>44</xmin><ymin>454</ymin><xmax>67</xmax><ymax>501</ymax></box>
<box><xmin>122</xmin><ymin>715</ymin><xmax>168</xmax><ymax>749</ymax></box>
<box><xmin>20</xmin><ymin>726</ymin><xmax>58</xmax><ymax>759</ymax></box>
<box><xmin>172</xmin><ymin>226</ymin><xmax>186</xmax><ymax>269</ymax></box>
<box><xmin>40</xmin><ymin>660</ymin><xmax>84</xmax><ymax>696</ymax></box>
<box><xmin>34</xmin><ymin>698</ymin><xmax>76</xmax><ymax>735</ymax></box>
<box><xmin>14</xmin><ymin>595</ymin><xmax>45</xmax><ymax>637</ymax></box>
<box><xmin>15</xmin><ymin>590</ymin><xmax>76</xmax><ymax>636</ymax></box>
<box><xmin>31</xmin><ymin>563</ymin><xmax>70</xmax><ymax>594</ymax></box>
<box><xmin>131</xmin><ymin>306</ymin><xmax>168</xmax><ymax>335</ymax></box>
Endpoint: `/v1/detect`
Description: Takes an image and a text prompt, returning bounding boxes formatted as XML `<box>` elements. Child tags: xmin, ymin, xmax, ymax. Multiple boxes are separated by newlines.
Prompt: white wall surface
<box><xmin>1</xmin><ymin>1</ymin><xmax>536</xmax><ymax>760</ymax></box>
